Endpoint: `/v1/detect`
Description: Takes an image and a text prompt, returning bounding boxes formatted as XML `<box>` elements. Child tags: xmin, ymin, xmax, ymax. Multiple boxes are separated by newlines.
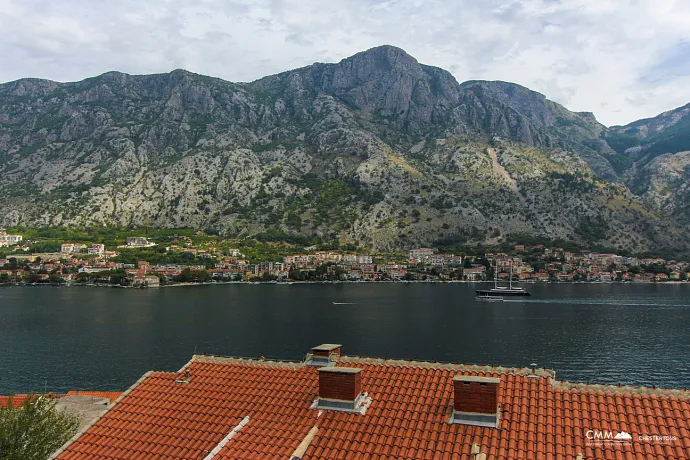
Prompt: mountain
<box><xmin>607</xmin><ymin>103</ymin><xmax>690</xmax><ymax>160</ymax></box>
<box><xmin>604</xmin><ymin>104</ymin><xmax>690</xmax><ymax>228</ymax></box>
<box><xmin>0</xmin><ymin>45</ymin><xmax>688</xmax><ymax>253</ymax></box>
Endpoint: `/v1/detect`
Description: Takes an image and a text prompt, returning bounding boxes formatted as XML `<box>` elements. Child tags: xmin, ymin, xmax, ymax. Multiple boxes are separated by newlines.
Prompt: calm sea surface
<box><xmin>1</xmin><ymin>283</ymin><xmax>689</xmax><ymax>393</ymax></box>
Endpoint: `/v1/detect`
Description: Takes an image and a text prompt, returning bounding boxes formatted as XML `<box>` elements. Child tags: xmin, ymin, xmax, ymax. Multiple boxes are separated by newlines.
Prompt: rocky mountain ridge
<box><xmin>0</xmin><ymin>45</ymin><xmax>688</xmax><ymax>253</ymax></box>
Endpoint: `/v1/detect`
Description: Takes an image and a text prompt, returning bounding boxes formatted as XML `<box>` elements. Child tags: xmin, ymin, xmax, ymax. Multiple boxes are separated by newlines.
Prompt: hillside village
<box><xmin>0</xmin><ymin>229</ymin><xmax>688</xmax><ymax>287</ymax></box>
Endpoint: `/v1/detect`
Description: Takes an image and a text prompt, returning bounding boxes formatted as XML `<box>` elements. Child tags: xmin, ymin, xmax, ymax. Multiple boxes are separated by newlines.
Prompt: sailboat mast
<box><xmin>509</xmin><ymin>264</ymin><xmax>512</xmax><ymax>289</ymax></box>
<box><xmin>494</xmin><ymin>263</ymin><xmax>498</xmax><ymax>288</ymax></box>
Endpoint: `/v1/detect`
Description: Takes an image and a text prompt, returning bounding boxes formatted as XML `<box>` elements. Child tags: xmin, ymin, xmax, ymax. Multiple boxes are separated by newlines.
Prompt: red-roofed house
<box><xmin>50</xmin><ymin>345</ymin><xmax>690</xmax><ymax>459</ymax></box>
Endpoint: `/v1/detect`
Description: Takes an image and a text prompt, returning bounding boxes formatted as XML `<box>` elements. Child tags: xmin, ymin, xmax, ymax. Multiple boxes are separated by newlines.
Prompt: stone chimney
<box><xmin>451</xmin><ymin>375</ymin><xmax>500</xmax><ymax>427</ymax></box>
<box><xmin>308</xmin><ymin>344</ymin><xmax>341</xmax><ymax>367</ymax></box>
<box><xmin>316</xmin><ymin>367</ymin><xmax>365</xmax><ymax>411</ymax></box>
<box><xmin>319</xmin><ymin>367</ymin><xmax>360</xmax><ymax>400</ymax></box>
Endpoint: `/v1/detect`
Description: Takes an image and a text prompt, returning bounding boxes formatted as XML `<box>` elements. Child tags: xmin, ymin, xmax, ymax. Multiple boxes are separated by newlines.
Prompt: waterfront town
<box><xmin>0</xmin><ymin>228</ymin><xmax>688</xmax><ymax>287</ymax></box>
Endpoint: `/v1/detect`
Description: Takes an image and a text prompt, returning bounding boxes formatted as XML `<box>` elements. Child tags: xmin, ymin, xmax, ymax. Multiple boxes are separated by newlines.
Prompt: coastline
<box><xmin>1</xmin><ymin>279</ymin><xmax>688</xmax><ymax>289</ymax></box>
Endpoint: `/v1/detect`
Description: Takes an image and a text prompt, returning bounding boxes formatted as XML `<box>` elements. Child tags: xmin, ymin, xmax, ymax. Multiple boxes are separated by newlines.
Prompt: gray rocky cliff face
<box><xmin>0</xmin><ymin>45</ymin><xmax>688</xmax><ymax>253</ymax></box>
<box><xmin>606</xmin><ymin>103</ymin><xmax>690</xmax><ymax>224</ymax></box>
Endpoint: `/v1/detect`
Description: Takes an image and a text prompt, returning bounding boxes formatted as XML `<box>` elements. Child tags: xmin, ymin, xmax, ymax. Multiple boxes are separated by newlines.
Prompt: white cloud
<box><xmin>1</xmin><ymin>0</ymin><xmax>689</xmax><ymax>126</ymax></box>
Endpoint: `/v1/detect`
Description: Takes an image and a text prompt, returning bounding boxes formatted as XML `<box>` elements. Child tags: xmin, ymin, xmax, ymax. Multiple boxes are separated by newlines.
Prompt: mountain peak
<box><xmin>340</xmin><ymin>45</ymin><xmax>421</xmax><ymax>75</ymax></box>
<box><xmin>169</xmin><ymin>68</ymin><xmax>195</xmax><ymax>77</ymax></box>
<box><xmin>353</xmin><ymin>45</ymin><xmax>417</xmax><ymax>60</ymax></box>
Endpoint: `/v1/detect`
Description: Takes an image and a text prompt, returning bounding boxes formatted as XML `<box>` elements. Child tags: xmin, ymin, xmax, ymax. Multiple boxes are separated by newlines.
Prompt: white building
<box><xmin>133</xmin><ymin>275</ymin><xmax>160</xmax><ymax>288</ymax></box>
<box><xmin>61</xmin><ymin>243</ymin><xmax>87</xmax><ymax>254</ymax></box>
<box><xmin>357</xmin><ymin>255</ymin><xmax>373</xmax><ymax>264</ymax></box>
<box><xmin>126</xmin><ymin>237</ymin><xmax>155</xmax><ymax>248</ymax></box>
<box><xmin>342</xmin><ymin>254</ymin><xmax>357</xmax><ymax>264</ymax></box>
<box><xmin>88</xmin><ymin>244</ymin><xmax>105</xmax><ymax>256</ymax></box>
<box><xmin>408</xmin><ymin>248</ymin><xmax>435</xmax><ymax>261</ymax></box>
<box><xmin>79</xmin><ymin>266</ymin><xmax>111</xmax><ymax>274</ymax></box>
<box><xmin>0</xmin><ymin>229</ymin><xmax>23</xmax><ymax>247</ymax></box>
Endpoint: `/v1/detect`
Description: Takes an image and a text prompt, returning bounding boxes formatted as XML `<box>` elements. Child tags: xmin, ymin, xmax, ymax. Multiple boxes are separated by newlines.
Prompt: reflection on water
<box><xmin>0</xmin><ymin>283</ymin><xmax>689</xmax><ymax>392</ymax></box>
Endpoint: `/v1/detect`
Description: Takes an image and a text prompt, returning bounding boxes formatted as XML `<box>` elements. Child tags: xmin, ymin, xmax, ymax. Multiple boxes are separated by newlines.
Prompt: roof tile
<box><xmin>53</xmin><ymin>354</ymin><xmax>690</xmax><ymax>459</ymax></box>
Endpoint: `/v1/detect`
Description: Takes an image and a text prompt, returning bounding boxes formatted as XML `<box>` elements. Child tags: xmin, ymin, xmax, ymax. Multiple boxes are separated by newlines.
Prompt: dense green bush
<box><xmin>111</xmin><ymin>248</ymin><xmax>215</xmax><ymax>268</ymax></box>
<box><xmin>0</xmin><ymin>395</ymin><xmax>79</xmax><ymax>460</ymax></box>
<box><xmin>173</xmin><ymin>268</ymin><xmax>211</xmax><ymax>283</ymax></box>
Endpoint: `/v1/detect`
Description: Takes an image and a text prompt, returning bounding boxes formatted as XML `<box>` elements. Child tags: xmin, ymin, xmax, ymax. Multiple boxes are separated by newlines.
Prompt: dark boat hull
<box><xmin>475</xmin><ymin>289</ymin><xmax>531</xmax><ymax>297</ymax></box>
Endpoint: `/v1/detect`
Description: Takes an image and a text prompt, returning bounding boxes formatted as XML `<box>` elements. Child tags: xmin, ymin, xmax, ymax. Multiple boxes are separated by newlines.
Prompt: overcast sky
<box><xmin>1</xmin><ymin>0</ymin><xmax>689</xmax><ymax>126</ymax></box>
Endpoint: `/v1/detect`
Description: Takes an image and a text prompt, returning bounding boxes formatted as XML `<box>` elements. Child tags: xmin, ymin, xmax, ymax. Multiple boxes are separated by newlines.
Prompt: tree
<box><xmin>260</xmin><ymin>272</ymin><xmax>277</xmax><ymax>282</ymax></box>
<box><xmin>7</xmin><ymin>258</ymin><xmax>18</xmax><ymax>270</ymax></box>
<box><xmin>24</xmin><ymin>274</ymin><xmax>44</xmax><ymax>284</ymax></box>
<box><xmin>334</xmin><ymin>266</ymin><xmax>346</xmax><ymax>280</ymax></box>
<box><xmin>173</xmin><ymin>268</ymin><xmax>211</xmax><ymax>283</ymax></box>
<box><xmin>48</xmin><ymin>274</ymin><xmax>65</xmax><ymax>284</ymax></box>
<box><xmin>0</xmin><ymin>395</ymin><xmax>80</xmax><ymax>460</ymax></box>
<box><xmin>107</xmin><ymin>269</ymin><xmax>130</xmax><ymax>286</ymax></box>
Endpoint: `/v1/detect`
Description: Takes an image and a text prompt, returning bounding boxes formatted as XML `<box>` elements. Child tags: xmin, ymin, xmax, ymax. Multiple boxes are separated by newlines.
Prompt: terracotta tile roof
<box><xmin>0</xmin><ymin>393</ymin><xmax>65</xmax><ymax>408</ymax></box>
<box><xmin>1</xmin><ymin>392</ymin><xmax>123</xmax><ymax>408</ymax></box>
<box><xmin>53</xmin><ymin>354</ymin><xmax>690</xmax><ymax>459</ymax></box>
<box><xmin>65</xmin><ymin>391</ymin><xmax>123</xmax><ymax>403</ymax></box>
<box><xmin>0</xmin><ymin>394</ymin><xmax>34</xmax><ymax>408</ymax></box>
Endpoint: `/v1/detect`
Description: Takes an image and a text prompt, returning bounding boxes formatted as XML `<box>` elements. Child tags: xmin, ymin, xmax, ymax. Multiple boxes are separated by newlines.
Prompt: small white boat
<box><xmin>475</xmin><ymin>295</ymin><xmax>504</xmax><ymax>302</ymax></box>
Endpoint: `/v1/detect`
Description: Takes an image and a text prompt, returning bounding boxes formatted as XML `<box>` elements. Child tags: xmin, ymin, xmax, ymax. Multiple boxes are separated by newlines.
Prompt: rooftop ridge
<box><xmin>192</xmin><ymin>354</ymin><xmax>306</xmax><ymax>368</ymax></box>
<box><xmin>189</xmin><ymin>354</ymin><xmax>690</xmax><ymax>398</ymax></box>
<box><xmin>338</xmin><ymin>356</ymin><xmax>555</xmax><ymax>377</ymax></box>
<box><xmin>553</xmin><ymin>380</ymin><xmax>690</xmax><ymax>399</ymax></box>
<box><xmin>177</xmin><ymin>355</ymin><xmax>197</xmax><ymax>373</ymax></box>
<box><xmin>190</xmin><ymin>354</ymin><xmax>555</xmax><ymax>376</ymax></box>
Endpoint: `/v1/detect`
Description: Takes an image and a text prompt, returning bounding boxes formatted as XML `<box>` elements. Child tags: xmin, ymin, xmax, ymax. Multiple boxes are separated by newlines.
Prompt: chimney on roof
<box><xmin>316</xmin><ymin>367</ymin><xmax>367</xmax><ymax>412</ymax></box>
<box><xmin>451</xmin><ymin>375</ymin><xmax>500</xmax><ymax>427</ymax></box>
<box><xmin>308</xmin><ymin>344</ymin><xmax>341</xmax><ymax>367</ymax></box>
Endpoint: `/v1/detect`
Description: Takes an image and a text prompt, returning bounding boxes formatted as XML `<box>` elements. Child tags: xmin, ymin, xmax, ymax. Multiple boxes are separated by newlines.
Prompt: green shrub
<box><xmin>0</xmin><ymin>394</ymin><xmax>80</xmax><ymax>460</ymax></box>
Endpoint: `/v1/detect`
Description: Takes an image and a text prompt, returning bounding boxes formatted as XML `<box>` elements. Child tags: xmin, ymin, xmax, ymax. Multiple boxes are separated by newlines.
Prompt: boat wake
<box><xmin>502</xmin><ymin>299</ymin><xmax>690</xmax><ymax>307</ymax></box>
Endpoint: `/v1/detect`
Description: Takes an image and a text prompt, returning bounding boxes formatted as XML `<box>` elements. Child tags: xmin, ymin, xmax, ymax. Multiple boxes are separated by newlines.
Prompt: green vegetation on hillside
<box><xmin>4</xmin><ymin>226</ymin><xmax>198</xmax><ymax>247</ymax></box>
<box><xmin>111</xmin><ymin>248</ymin><xmax>216</xmax><ymax>268</ymax></box>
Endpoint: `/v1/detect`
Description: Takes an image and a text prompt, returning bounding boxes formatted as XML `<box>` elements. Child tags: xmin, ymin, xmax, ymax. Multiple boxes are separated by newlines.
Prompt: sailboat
<box><xmin>476</xmin><ymin>264</ymin><xmax>530</xmax><ymax>297</ymax></box>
